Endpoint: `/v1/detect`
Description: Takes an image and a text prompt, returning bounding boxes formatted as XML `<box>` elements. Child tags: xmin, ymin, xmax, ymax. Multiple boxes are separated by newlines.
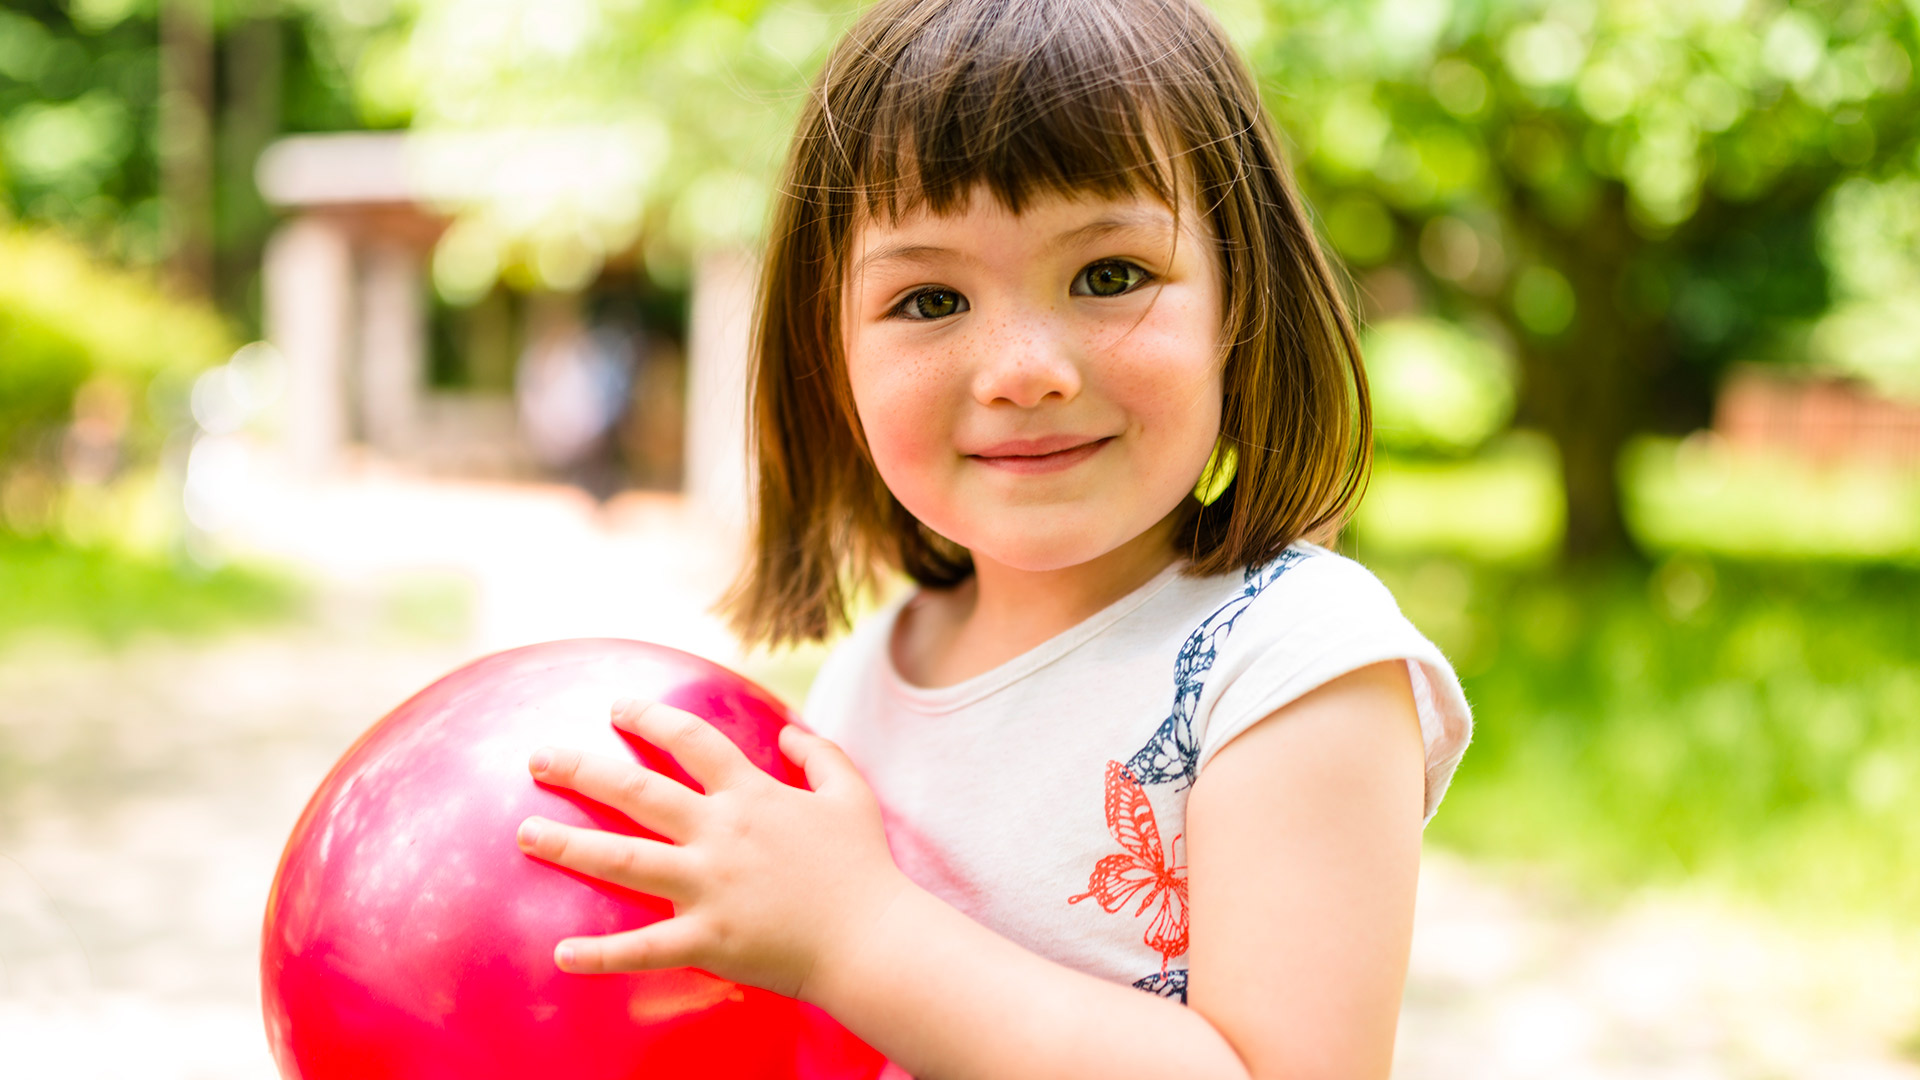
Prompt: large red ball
<box><xmin>261</xmin><ymin>638</ymin><xmax>888</xmax><ymax>1080</ymax></box>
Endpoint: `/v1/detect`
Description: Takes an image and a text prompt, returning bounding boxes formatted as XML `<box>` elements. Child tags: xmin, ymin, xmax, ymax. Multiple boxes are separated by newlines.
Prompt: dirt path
<box><xmin>0</xmin><ymin>631</ymin><xmax>465</xmax><ymax>1079</ymax></box>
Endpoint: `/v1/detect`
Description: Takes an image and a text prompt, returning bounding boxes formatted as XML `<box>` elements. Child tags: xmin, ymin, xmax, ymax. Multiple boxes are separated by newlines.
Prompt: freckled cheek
<box><xmin>1092</xmin><ymin>320</ymin><xmax>1223</xmax><ymax>429</ymax></box>
<box><xmin>850</xmin><ymin>359</ymin><xmax>959</xmax><ymax>490</ymax></box>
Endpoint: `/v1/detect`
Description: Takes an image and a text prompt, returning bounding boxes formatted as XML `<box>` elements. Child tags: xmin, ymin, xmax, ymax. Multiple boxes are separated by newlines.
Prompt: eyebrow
<box><xmin>1055</xmin><ymin>208</ymin><xmax>1178</xmax><ymax>248</ymax></box>
<box><xmin>851</xmin><ymin>208</ymin><xmax>1178</xmax><ymax>281</ymax></box>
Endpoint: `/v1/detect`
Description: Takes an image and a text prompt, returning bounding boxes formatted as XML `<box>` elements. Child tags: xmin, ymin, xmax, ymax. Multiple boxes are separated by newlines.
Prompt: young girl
<box><xmin>513</xmin><ymin>0</ymin><xmax>1473</xmax><ymax>1075</ymax></box>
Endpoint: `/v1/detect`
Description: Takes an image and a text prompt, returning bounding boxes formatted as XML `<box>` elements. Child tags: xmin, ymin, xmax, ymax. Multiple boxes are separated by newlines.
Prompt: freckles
<box><xmin>1098</xmin><ymin>324</ymin><xmax>1217</xmax><ymax>387</ymax></box>
<box><xmin>1083</xmin><ymin>309</ymin><xmax>1221</xmax><ymax>435</ymax></box>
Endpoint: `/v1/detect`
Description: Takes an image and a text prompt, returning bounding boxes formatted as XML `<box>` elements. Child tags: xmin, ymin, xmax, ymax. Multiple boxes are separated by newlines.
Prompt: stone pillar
<box><xmin>263</xmin><ymin>215</ymin><xmax>353</xmax><ymax>474</ymax></box>
<box><xmin>358</xmin><ymin>242</ymin><xmax>425</xmax><ymax>455</ymax></box>
<box><xmin>684</xmin><ymin>249</ymin><xmax>760</xmax><ymax>529</ymax></box>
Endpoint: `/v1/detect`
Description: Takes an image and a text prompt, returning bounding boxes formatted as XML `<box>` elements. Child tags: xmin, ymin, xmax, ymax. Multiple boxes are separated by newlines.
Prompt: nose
<box><xmin>969</xmin><ymin>312</ymin><xmax>1082</xmax><ymax>409</ymax></box>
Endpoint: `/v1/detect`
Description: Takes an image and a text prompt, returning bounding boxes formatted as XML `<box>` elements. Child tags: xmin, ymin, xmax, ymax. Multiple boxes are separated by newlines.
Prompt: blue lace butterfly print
<box><xmin>1133</xmin><ymin>968</ymin><xmax>1188</xmax><ymax>1003</ymax></box>
<box><xmin>1122</xmin><ymin>549</ymin><xmax>1311</xmax><ymax>789</ymax></box>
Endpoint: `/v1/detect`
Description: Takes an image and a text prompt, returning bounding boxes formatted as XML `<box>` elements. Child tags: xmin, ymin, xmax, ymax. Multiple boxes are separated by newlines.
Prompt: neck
<box><xmin>892</xmin><ymin>515</ymin><xmax>1182</xmax><ymax>688</ymax></box>
<box><xmin>968</xmin><ymin>521</ymin><xmax>1180</xmax><ymax>641</ymax></box>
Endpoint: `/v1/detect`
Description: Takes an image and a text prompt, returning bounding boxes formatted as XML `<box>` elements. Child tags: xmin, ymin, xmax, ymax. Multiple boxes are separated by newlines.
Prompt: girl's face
<box><xmin>843</xmin><ymin>184</ymin><xmax>1225</xmax><ymax>574</ymax></box>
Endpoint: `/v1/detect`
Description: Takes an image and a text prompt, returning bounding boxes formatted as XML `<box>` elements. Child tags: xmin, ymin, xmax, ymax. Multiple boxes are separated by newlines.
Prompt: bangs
<box><xmin>844</xmin><ymin>0</ymin><xmax>1215</xmax><ymax>221</ymax></box>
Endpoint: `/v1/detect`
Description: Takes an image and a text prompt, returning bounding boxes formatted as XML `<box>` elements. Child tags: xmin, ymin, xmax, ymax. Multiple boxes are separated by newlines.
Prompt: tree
<box><xmin>1235</xmin><ymin>0</ymin><xmax>1919</xmax><ymax>558</ymax></box>
<box><xmin>0</xmin><ymin>0</ymin><xmax>368</xmax><ymax>317</ymax></box>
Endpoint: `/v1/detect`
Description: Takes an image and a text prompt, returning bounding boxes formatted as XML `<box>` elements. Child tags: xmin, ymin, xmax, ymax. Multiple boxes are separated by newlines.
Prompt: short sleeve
<box><xmin>1194</xmin><ymin>554</ymin><xmax>1473</xmax><ymax>824</ymax></box>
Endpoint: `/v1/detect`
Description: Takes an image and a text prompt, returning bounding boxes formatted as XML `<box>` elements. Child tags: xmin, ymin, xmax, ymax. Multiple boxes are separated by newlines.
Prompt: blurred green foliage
<box><xmin>1242</xmin><ymin>0</ymin><xmax>1920</xmax><ymax>556</ymax></box>
<box><xmin>366</xmin><ymin>0</ymin><xmax>859</xmax><ymax>294</ymax></box>
<box><xmin>1364</xmin><ymin>317</ymin><xmax>1518</xmax><ymax>454</ymax></box>
<box><xmin>0</xmin><ymin>1</ymin><xmax>167</xmax><ymax>263</ymax></box>
<box><xmin>1393</xmin><ymin>554</ymin><xmax>1920</xmax><ymax>922</ymax></box>
<box><xmin>0</xmin><ymin>226</ymin><xmax>234</xmax><ymax>538</ymax></box>
<box><xmin>0</xmin><ymin>226</ymin><xmax>233</xmax><ymax>379</ymax></box>
<box><xmin>1813</xmin><ymin>173</ymin><xmax>1920</xmax><ymax>397</ymax></box>
<box><xmin>0</xmin><ymin>531</ymin><xmax>300</xmax><ymax>644</ymax></box>
<box><xmin>0</xmin><ymin>0</ymin><xmax>371</xmax><ymax>314</ymax></box>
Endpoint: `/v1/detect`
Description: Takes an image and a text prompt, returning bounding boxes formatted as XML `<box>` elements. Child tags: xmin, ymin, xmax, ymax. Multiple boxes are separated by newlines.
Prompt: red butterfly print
<box><xmin>1069</xmin><ymin>760</ymin><xmax>1189</xmax><ymax>969</ymax></box>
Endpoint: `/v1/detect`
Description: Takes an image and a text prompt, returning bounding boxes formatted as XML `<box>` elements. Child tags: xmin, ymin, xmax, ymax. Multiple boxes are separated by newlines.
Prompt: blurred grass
<box><xmin>1625</xmin><ymin>435</ymin><xmax>1920</xmax><ymax>562</ymax></box>
<box><xmin>1353</xmin><ymin>435</ymin><xmax>1564</xmax><ymax>564</ymax></box>
<box><xmin>375</xmin><ymin>571</ymin><xmax>477</xmax><ymax>643</ymax></box>
<box><xmin>1388</xmin><ymin>554</ymin><xmax>1920</xmax><ymax>924</ymax></box>
<box><xmin>0</xmin><ymin>533</ymin><xmax>302</xmax><ymax>645</ymax></box>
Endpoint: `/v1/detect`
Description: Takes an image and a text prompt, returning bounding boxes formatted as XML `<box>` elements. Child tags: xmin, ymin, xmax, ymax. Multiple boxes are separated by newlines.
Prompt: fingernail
<box><xmin>555</xmin><ymin>943</ymin><xmax>575</xmax><ymax>970</ymax></box>
<box><xmin>610</xmin><ymin>699</ymin><xmax>638</xmax><ymax>725</ymax></box>
<box><xmin>529</xmin><ymin>749</ymin><xmax>551</xmax><ymax>774</ymax></box>
<box><xmin>517</xmin><ymin>819</ymin><xmax>542</xmax><ymax>848</ymax></box>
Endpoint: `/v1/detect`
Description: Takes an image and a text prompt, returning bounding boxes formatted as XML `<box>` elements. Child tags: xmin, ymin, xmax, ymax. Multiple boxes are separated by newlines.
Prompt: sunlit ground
<box><xmin>0</xmin><ymin>464</ymin><xmax>1917</xmax><ymax>1079</ymax></box>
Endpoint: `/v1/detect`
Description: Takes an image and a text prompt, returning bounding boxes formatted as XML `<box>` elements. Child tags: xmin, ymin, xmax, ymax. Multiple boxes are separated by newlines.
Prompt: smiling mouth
<box><xmin>968</xmin><ymin>437</ymin><xmax>1114</xmax><ymax>475</ymax></box>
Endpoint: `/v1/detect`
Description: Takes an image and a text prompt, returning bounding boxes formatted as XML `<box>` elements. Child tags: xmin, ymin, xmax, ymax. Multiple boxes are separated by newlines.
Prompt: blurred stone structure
<box><xmin>256</xmin><ymin>135</ymin><xmax>443</xmax><ymax>473</ymax></box>
<box><xmin>1716</xmin><ymin>367</ymin><xmax>1920</xmax><ymax>469</ymax></box>
<box><xmin>255</xmin><ymin>132</ymin><xmax>750</xmax><ymax>523</ymax></box>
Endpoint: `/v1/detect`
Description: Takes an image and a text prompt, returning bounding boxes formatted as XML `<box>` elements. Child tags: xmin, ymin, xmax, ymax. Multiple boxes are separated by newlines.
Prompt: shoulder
<box><xmin>1254</xmin><ymin>544</ymin><xmax>1411</xmax><ymax>632</ymax></box>
<box><xmin>1181</xmin><ymin>542</ymin><xmax>1406</xmax><ymax>643</ymax></box>
<box><xmin>1264</xmin><ymin>540</ymin><xmax>1396</xmax><ymax>597</ymax></box>
<box><xmin>1256</xmin><ymin>548</ymin><xmax>1455</xmax><ymax>686</ymax></box>
<box><xmin>1189</xmin><ymin>544</ymin><xmax>1474</xmax><ymax>822</ymax></box>
<box><xmin>1147</xmin><ymin>543</ymin><xmax>1418</xmax><ymax>714</ymax></box>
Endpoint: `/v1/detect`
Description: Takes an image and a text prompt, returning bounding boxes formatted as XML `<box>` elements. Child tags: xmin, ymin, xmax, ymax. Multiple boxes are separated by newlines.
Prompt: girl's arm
<box><xmin>517</xmin><ymin>660</ymin><xmax>1425</xmax><ymax>1080</ymax></box>
<box><xmin>1184</xmin><ymin>659</ymin><xmax>1426</xmax><ymax>1079</ymax></box>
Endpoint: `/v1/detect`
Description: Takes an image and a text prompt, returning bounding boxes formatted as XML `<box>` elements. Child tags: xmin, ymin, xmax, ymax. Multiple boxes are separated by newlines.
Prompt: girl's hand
<box><xmin>515</xmin><ymin>699</ymin><xmax>909</xmax><ymax>1003</ymax></box>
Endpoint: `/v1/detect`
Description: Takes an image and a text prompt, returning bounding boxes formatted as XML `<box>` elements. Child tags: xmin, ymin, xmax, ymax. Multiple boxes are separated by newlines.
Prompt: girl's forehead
<box><xmin>848</xmin><ymin>182</ymin><xmax>1190</xmax><ymax>250</ymax></box>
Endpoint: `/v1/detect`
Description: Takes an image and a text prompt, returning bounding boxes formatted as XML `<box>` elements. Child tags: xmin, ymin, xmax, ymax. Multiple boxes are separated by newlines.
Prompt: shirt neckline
<box><xmin>877</xmin><ymin>559</ymin><xmax>1187</xmax><ymax>714</ymax></box>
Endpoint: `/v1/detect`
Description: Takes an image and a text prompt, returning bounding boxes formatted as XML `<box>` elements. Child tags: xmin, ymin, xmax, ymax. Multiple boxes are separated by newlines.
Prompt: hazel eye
<box><xmin>895</xmin><ymin>288</ymin><xmax>968</xmax><ymax>320</ymax></box>
<box><xmin>1075</xmin><ymin>261</ymin><xmax>1152</xmax><ymax>298</ymax></box>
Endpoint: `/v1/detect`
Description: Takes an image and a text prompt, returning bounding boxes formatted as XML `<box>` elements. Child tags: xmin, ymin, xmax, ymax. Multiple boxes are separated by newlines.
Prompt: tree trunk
<box><xmin>218</xmin><ymin>17</ymin><xmax>284</xmax><ymax>321</ymax></box>
<box><xmin>159</xmin><ymin>0</ymin><xmax>216</xmax><ymax>298</ymax></box>
<box><xmin>1526</xmin><ymin>331</ymin><xmax>1642</xmax><ymax>561</ymax></box>
<box><xmin>1510</xmin><ymin>189</ymin><xmax>1662</xmax><ymax>564</ymax></box>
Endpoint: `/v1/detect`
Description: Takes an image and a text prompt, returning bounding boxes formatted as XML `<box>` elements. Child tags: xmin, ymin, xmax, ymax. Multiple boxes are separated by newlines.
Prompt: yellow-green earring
<box><xmin>1193</xmin><ymin>440</ymin><xmax>1238</xmax><ymax>506</ymax></box>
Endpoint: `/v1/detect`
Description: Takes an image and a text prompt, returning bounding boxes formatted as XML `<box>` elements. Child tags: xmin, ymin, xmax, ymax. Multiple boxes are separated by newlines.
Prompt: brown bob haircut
<box><xmin>727</xmin><ymin>0</ymin><xmax>1371</xmax><ymax>647</ymax></box>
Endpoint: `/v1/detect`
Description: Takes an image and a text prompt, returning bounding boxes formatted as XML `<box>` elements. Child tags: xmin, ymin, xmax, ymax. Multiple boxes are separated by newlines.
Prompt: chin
<box><xmin>959</xmin><ymin>522</ymin><xmax>1138</xmax><ymax>574</ymax></box>
<box><xmin>975</xmin><ymin>546</ymin><xmax>1101</xmax><ymax>574</ymax></box>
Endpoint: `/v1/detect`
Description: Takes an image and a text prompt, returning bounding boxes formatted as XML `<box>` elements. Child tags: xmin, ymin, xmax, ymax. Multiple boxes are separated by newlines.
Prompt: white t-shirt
<box><xmin>802</xmin><ymin>543</ymin><xmax>1473</xmax><ymax>1003</ymax></box>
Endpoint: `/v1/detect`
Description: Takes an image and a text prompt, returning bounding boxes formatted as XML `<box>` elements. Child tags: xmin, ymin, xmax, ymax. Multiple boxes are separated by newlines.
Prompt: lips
<box><xmin>966</xmin><ymin>434</ymin><xmax>1114</xmax><ymax>474</ymax></box>
<box><xmin>970</xmin><ymin>434</ymin><xmax>1108</xmax><ymax>457</ymax></box>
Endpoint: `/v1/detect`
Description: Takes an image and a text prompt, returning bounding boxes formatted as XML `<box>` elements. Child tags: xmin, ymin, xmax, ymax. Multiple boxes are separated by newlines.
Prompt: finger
<box><xmin>612</xmin><ymin>699</ymin><xmax>755</xmax><ymax>792</ymax></box>
<box><xmin>529</xmin><ymin>746</ymin><xmax>699</xmax><ymax>842</ymax></box>
<box><xmin>516</xmin><ymin>816</ymin><xmax>690</xmax><ymax>897</ymax></box>
<box><xmin>556</xmin><ymin>917</ymin><xmax>709</xmax><ymax>974</ymax></box>
<box><xmin>778</xmin><ymin>724</ymin><xmax>862</xmax><ymax>795</ymax></box>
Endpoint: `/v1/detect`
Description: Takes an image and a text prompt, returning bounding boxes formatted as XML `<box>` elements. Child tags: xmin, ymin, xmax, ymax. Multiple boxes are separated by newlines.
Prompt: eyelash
<box><xmin>885</xmin><ymin>260</ymin><xmax>1158</xmax><ymax>321</ymax></box>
